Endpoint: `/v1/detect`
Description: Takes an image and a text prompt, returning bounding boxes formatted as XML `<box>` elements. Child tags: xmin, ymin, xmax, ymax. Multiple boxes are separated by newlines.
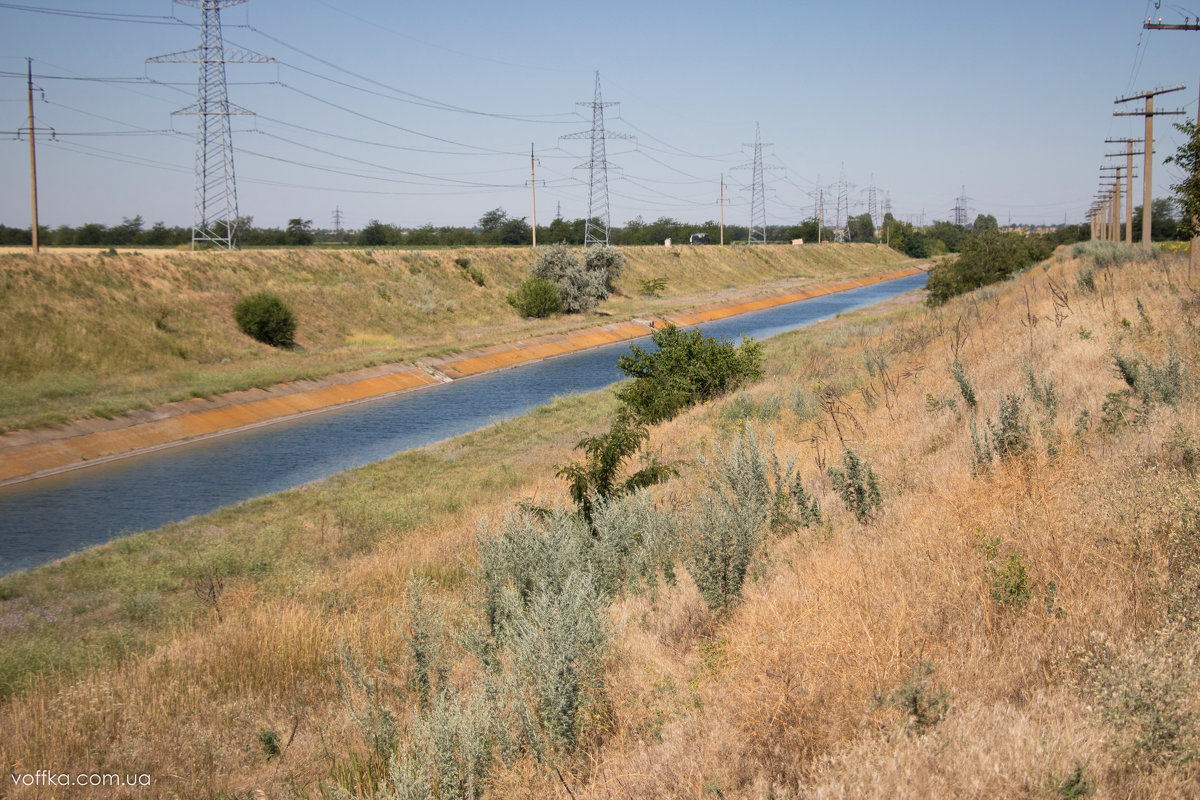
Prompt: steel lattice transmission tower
<box><xmin>835</xmin><ymin>163</ymin><xmax>849</xmax><ymax>234</ymax></box>
<box><xmin>733</xmin><ymin>122</ymin><xmax>773</xmax><ymax>244</ymax></box>
<box><xmin>951</xmin><ymin>185</ymin><xmax>972</xmax><ymax>227</ymax></box>
<box><xmin>867</xmin><ymin>174</ymin><xmax>878</xmax><ymax>230</ymax></box>
<box><xmin>561</xmin><ymin>71</ymin><xmax>632</xmax><ymax>246</ymax></box>
<box><xmin>148</xmin><ymin>0</ymin><xmax>272</xmax><ymax>249</ymax></box>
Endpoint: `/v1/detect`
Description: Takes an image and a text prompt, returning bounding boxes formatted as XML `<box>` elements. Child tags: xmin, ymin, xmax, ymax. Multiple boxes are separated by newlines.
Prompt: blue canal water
<box><xmin>0</xmin><ymin>272</ymin><xmax>926</xmax><ymax>575</ymax></box>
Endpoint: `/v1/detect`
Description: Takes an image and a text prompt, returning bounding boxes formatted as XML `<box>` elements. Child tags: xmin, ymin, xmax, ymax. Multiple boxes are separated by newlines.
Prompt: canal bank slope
<box><xmin>0</xmin><ymin>243</ymin><xmax>914</xmax><ymax>434</ymax></box>
<box><xmin>0</xmin><ymin>264</ymin><xmax>924</xmax><ymax>485</ymax></box>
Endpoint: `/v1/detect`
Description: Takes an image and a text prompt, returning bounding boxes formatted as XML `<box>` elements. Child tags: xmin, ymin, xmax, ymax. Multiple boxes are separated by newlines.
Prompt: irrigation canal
<box><xmin>0</xmin><ymin>271</ymin><xmax>927</xmax><ymax>575</ymax></box>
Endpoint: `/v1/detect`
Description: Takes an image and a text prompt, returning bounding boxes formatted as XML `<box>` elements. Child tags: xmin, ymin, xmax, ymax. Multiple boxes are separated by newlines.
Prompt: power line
<box><xmin>236</xmin><ymin>28</ymin><xmax>579</xmax><ymax>124</ymax></box>
<box><xmin>0</xmin><ymin>3</ymin><xmax>183</xmax><ymax>25</ymax></box>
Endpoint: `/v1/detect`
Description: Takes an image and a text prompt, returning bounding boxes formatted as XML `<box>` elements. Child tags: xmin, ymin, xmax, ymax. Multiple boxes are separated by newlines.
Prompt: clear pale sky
<box><xmin>1</xmin><ymin>0</ymin><xmax>1198</xmax><ymax>232</ymax></box>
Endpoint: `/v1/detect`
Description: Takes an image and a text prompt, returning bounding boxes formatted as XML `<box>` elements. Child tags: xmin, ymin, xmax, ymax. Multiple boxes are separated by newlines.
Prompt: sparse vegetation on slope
<box><xmin>0</xmin><ymin>244</ymin><xmax>911</xmax><ymax>432</ymax></box>
<box><xmin>5</xmin><ymin>242</ymin><xmax>1196</xmax><ymax>798</ymax></box>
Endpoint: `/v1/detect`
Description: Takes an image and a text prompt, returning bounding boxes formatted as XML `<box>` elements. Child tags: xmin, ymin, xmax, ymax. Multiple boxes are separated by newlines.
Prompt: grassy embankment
<box><xmin>2</xmin><ymin>242</ymin><xmax>1199</xmax><ymax>798</ymax></box>
<box><xmin>0</xmin><ymin>243</ymin><xmax>909</xmax><ymax>432</ymax></box>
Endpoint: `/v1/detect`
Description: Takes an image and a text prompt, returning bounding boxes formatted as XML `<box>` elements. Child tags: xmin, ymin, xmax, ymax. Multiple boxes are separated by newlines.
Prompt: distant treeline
<box><xmin>0</xmin><ymin>205</ymin><xmax>1113</xmax><ymax>251</ymax></box>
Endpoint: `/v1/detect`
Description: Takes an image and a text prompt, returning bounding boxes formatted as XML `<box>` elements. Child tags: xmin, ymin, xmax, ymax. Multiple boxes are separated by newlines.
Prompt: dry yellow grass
<box><xmin>2</xmin><ymin>243</ymin><xmax>1198</xmax><ymax>798</ymax></box>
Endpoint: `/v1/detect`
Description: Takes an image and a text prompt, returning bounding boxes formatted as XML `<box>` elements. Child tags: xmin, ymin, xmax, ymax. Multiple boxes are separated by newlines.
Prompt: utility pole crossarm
<box><xmin>1114</xmin><ymin>110</ymin><xmax>1186</xmax><ymax>117</ymax></box>
<box><xmin>1114</xmin><ymin>84</ymin><xmax>1186</xmax><ymax>104</ymax></box>
<box><xmin>1145</xmin><ymin>21</ymin><xmax>1200</xmax><ymax>30</ymax></box>
<box><xmin>147</xmin><ymin>48</ymin><xmax>273</xmax><ymax>64</ymax></box>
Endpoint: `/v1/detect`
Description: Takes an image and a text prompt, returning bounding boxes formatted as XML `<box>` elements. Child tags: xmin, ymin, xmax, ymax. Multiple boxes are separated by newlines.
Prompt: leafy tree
<box><xmin>75</xmin><ymin>222</ymin><xmax>105</xmax><ymax>245</ymax></box>
<box><xmin>846</xmin><ymin>212</ymin><xmax>875</xmax><ymax>243</ymax></box>
<box><xmin>545</xmin><ymin>216</ymin><xmax>575</xmax><ymax>244</ymax></box>
<box><xmin>882</xmin><ymin>214</ymin><xmax>913</xmax><ymax>253</ymax></box>
<box><xmin>478</xmin><ymin>207</ymin><xmax>507</xmax><ymax>231</ymax></box>
<box><xmin>904</xmin><ymin>230</ymin><xmax>932</xmax><ymax>258</ymax></box>
<box><xmin>1167</xmin><ymin>119</ymin><xmax>1200</xmax><ymax>239</ymax></box>
<box><xmin>1131</xmin><ymin>199</ymin><xmax>1180</xmax><ymax>242</ymax></box>
<box><xmin>927</xmin><ymin>220</ymin><xmax>968</xmax><ymax>252</ymax></box>
<box><xmin>557</xmin><ymin>412</ymin><xmax>675</xmax><ymax>525</ymax></box>
<box><xmin>497</xmin><ymin>216</ymin><xmax>531</xmax><ymax>245</ymax></box>
<box><xmin>972</xmin><ymin>213</ymin><xmax>998</xmax><ymax>232</ymax></box>
<box><xmin>143</xmin><ymin>221</ymin><xmax>174</xmax><ymax>246</ymax></box>
<box><xmin>358</xmin><ymin>219</ymin><xmax>391</xmax><ymax>246</ymax></box>
<box><xmin>405</xmin><ymin>223</ymin><xmax>437</xmax><ymax>246</ymax></box>
<box><xmin>788</xmin><ymin>218</ymin><xmax>834</xmax><ymax>243</ymax></box>
<box><xmin>286</xmin><ymin>218</ymin><xmax>314</xmax><ymax>246</ymax></box>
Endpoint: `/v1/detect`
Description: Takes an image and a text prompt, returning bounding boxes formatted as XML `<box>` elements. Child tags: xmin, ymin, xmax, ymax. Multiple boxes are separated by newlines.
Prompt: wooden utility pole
<box><xmin>1115</xmin><ymin>85</ymin><xmax>1186</xmax><ymax>247</ymax></box>
<box><xmin>530</xmin><ymin>143</ymin><xmax>537</xmax><ymax>248</ymax></box>
<box><xmin>26</xmin><ymin>58</ymin><xmax>39</xmax><ymax>254</ymax></box>
<box><xmin>1101</xmin><ymin>166</ymin><xmax>1123</xmax><ymax>241</ymax></box>
<box><xmin>1143</xmin><ymin>18</ymin><xmax>1200</xmax><ymax>271</ymax></box>
<box><xmin>1105</xmin><ymin>138</ymin><xmax>1143</xmax><ymax>244</ymax></box>
<box><xmin>719</xmin><ymin>173</ymin><xmax>725</xmax><ymax>246</ymax></box>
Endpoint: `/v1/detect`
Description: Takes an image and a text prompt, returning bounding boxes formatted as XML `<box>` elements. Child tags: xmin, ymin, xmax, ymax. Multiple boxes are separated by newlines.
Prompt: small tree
<box><xmin>1167</xmin><ymin>120</ymin><xmax>1200</xmax><ymax>239</ymax></box>
<box><xmin>285</xmin><ymin>217</ymin><xmax>314</xmax><ymax>246</ymax></box>
<box><xmin>358</xmin><ymin>219</ymin><xmax>391</xmax><ymax>246</ymax></box>
<box><xmin>557</xmin><ymin>412</ymin><xmax>675</xmax><ymax>525</ymax></box>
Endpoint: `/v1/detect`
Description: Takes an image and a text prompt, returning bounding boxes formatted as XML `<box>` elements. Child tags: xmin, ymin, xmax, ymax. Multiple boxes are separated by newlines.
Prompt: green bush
<box><xmin>616</xmin><ymin>325</ymin><xmax>764</xmax><ymax>424</ymax></box>
<box><xmin>925</xmin><ymin>230</ymin><xmax>1048</xmax><ymax>306</ymax></box>
<box><xmin>584</xmin><ymin>244</ymin><xmax>626</xmax><ymax>292</ymax></box>
<box><xmin>383</xmin><ymin>687</ymin><xmax>496</xmax><ymax>798</ymax></box>
<box><xmin>828</xmin><ymin>448</ymin><xmax>881</xmax><ymax>523</ymax></box>
<box><xmin>687</xmin><ymin>492</ymin><xmax>763</xmax><ymax>613</ymax></box>
<box><xmin>507</xmin><ymin>277</ymin><xmax>562</xmax><ymax>318</ymax></box>
<box><xmin>699</xmin><ymin>427</ymin><xmax>820</xmax><ymax>535</ymax></box>
<box><xmin>589</xmin><ymin>491</ymin><xmax>679</xmax><ymax>596</ymax></box>
<box><xmin>949</xmin><ymin>360</ymin><xmax>977</xmax><ymax>410</ymax></box>
<box><xmin>987</xmin><ymin>550</ymin><xmax>1031</xmax><ymax>609</ymax></box>
<box><xmin>232</xmin><ymin>292</ymin><xmax>296</xmax><ymax>348</ymax></box>
<box><xmin>638</xmin><ymin>277</ymin><xmax>667</xmax><ymax>297</ymax></box>
<box><xmin>530</xmin><ymin>243</ymin><xmax>606</xmax><ymax>313</ymax></box>
<box><xmin>990</xmin><ymin>394</ymin><xmax>1031</xmax><ymax>458</ymax></box>
<box><xmin>505</xmin><ymin>571</ymin><xmax>610</xmax><ymax>752</ymax></box>
<box><xmin>877</xmin><ymin>661</ymin><xmax>950</xmax><ymax>734</ymax></box>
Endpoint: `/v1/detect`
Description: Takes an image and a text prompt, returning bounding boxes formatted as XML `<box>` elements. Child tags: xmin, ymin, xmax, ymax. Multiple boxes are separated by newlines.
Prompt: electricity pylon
<box><xmin>735</xmin><ymin>122</ymin><xmax>779</xmax><ymax>244</ymax></box>
<box><xmin>148</xmin><ymin>0</ymin><xmax>272</xmax><ymax>250</ymax></box>
<box><xmin>561</xmin><ymin>71</ymin><xmax>633</xmax><ymax>246</ymax></box>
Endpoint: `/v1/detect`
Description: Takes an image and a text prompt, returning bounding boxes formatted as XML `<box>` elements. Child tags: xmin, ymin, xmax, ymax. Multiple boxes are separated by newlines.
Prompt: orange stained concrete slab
<box><xmin>0</xmin><ymin>368</ymin><xmax>438</xmax><ymax>484</ymax></box>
